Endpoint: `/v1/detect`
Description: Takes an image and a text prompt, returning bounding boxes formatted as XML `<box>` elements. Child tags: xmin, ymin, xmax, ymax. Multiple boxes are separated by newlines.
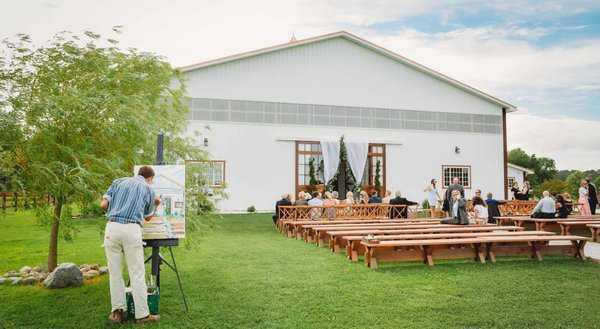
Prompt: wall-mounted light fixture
<box><xmin>454</xmin><ymin>146</ymin><xmax>460</xmax><ymax>154</ymax></box>
<box><xmin>203</xmin><ymin>137</ymin><xmax>208</xmax><ymax>147</ymax></box>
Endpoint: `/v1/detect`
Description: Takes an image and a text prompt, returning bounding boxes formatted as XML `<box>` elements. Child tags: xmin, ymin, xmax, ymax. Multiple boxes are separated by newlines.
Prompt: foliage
<box><xmin>0</xmin><ymin>28</ymin><xmax>206</xmax><ymax>270</ymax></box>
<box><xmin>2</xmin><ymin>211</ymin><xmax>600</xmax><ymax>328</ymax></box>
<box><xmin>308</xmin><ymin>157</ymin><xmax>317</xmax><ymax>193</ymax></box>
<box><xmin>507</xmin><ymin>148</ymin><xmax>557</xmax><ymax>186</ymax></box>
<box><xmin>325</xmin><ymin>136</ymin><xmax>359</xmax><ymax>196</ymax></box>
<box><xmin>421</xmin><ymin>199</ymin><xmax>430</xmax><ymax>209</ymax></box>
<box><xmin>247</xmin><ymin>205</ymin><xmax>256</xmax><ymax>213</ymax></box>
<box><xmin>565</xmin><ymin>171</ymin><xmax>587</xmax><ymax>198</ymax></box>
<box><xmin>536</xmin><ymin>179</ymin><xmax>568</xmax><ymax>198</ymax></box>
<box><xmin>374</xmin><ymin>159</ymin><xmax>382</xmax><ymax>196</ymax></box>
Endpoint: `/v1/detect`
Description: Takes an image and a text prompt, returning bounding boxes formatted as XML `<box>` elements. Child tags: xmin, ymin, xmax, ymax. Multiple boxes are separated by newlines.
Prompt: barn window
<box><xmin>442</xmin><ymin>165</ymin><xmax>471</xmax><ymax>189</ymax></box>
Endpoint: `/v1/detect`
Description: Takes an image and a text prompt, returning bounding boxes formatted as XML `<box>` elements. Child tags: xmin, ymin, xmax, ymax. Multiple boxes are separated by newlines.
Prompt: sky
<box><xmin>1</xmin><ymin>0</ymin><xmax>599</xmax><ymax>170</ymax></box>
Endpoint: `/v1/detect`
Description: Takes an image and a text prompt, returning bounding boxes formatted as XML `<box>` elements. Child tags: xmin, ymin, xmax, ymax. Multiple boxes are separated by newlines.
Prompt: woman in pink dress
<box><xmin>578</xmin><ymin>180</ymin><xmax>592</xmax><ymax>215</ymax></box>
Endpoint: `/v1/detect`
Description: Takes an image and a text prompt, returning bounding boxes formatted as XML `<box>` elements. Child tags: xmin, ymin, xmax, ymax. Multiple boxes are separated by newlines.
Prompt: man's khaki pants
<box><xmin>104</xmin><ymin>221</ymin><xmax>149</xmax><ymax>319</ymax></box>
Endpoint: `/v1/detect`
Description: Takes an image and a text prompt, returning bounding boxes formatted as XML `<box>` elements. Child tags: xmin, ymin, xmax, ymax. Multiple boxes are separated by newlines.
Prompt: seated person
<box><xmin>555</xmin><ymin>194</ymin><xmax>569</xmax><ymax>218</ymax></box>
<box><xmin>472</xmin><ymin>196</ymin><xmax>488</xmax><ymax>225</ymax></box>
<box><xmin>273</xmin><ymin>193</ymin><xmax>292</xmax><ymax>224</ymax></box>
<box><xmin>307</xmin><ymin>191</ymin><xmax>324</xmax><ymax>218</ymax></box>
<box><xmin>563</xmin><ymin>192</ymin><xmax>573</xmax><ymax>213</ymax></box>
<box><xmin>294</xmin><ymin>191</ymin><xmax>308</xmax><ymax>206</ymax></box>
<box><xmin>389</xmin><ymin>190</ymin><xmax>417</xmax><ymax>218</ymax></box>
<box><xmin>369</xmin><ymin>190</ymin><xmax>382</xmax><ymax>204</ymax></box>
<box><xmin>530</xmin><ymin>191</ymin><xmax>556</xmax><ymax>218</ymax></box>
<box><xmin>381</xmin><ymin>190</ymin><xmax>392</xmax><ymax>204</ymax></box>
<box><xmin>359</xmin><ymin>191</ymin><xmax>369</xmax><ymax>204</ymax></box>
<box><xmin>441</xmin><ymin>190</ymin><xmax>469</xmax><ymax>225</ymax></box>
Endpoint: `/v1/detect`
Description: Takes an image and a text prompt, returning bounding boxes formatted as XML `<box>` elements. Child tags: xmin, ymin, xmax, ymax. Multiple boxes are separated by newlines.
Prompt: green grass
<box><xmin>1</xmin><ymin>211</ymin><xmax>600</xmax><ymax>328</ymax></box>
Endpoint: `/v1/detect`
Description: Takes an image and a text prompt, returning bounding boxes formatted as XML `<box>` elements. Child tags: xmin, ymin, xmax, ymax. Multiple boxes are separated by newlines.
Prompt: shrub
<box><xmin>247</xmin><ymin>205</ymin><xmax>256</xmax><ymax>213</ymax></box>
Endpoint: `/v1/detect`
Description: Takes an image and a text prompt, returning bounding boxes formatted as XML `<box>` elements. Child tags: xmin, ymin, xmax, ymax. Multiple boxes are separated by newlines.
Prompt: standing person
<box><xmin>521</xmin><ymin>181</ymin><xmax>531</xmax><ymax>200</ymax></box>
<box><xmin>446</xmin><ymin>177</ymin><xmax>465</xmax><ymax>200</ymax></box>
<box><xmin>579</xmin><ymin>180</ymin><xmax>592</xmax><ymax>216</ymax></box>
<box><xmin>441</xmin><ymin>190</ymin><xmax>469</xmax><ymax>225</ymax></box>
<box><xmin>100</xmin><ymin>166</ymin><xmax>160</xmax><ymax>325</ymax></box>
<box><xmin>423</xmin><ymin>178</ymin><xmax>441</xmax><ymax>218</ymax></box>
<box><xmin>273</xmin><ymin>193</ymin><xmax>292</xmax><ymax>224</ymax></box>
<box><xmin>586</xmin><ymin>178</ymin><xmax>598</xmax><ymax>215</ymax></box>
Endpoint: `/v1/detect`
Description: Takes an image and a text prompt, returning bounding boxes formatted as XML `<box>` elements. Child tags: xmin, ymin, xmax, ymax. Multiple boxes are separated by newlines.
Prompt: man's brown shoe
<box><xmin>107</xmin><ymin>309</ymin><xmax>124</xmax><ymax>325</ymax></box>
<box><xmin>136</xmin><ymin>314</ymin><xmax>160</xmax><ymax>324</ymax></box>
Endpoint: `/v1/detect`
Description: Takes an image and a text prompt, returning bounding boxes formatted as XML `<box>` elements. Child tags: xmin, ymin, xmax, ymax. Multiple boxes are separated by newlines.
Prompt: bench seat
<box><xmin>361</xmin><ymin>235</ymin><xmax>589</xmax><ymax>269</ymax></box>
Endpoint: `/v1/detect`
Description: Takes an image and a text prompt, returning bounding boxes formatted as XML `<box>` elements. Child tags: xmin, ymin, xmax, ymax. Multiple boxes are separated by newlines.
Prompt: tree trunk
<box><xmin>48</xmin><ymin>199</ymin><xmax>63</xmax><ymax>272</ymax></box>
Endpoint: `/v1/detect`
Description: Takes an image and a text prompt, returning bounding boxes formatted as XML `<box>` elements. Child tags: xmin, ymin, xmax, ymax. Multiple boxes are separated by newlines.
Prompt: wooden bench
<box><xmin>310</xmin><ymin>223</ymin><xmax>464</xmax><ymax>247</ymax></box>
<box><xmin>343</xmin><ymin>229</ymin><xmax>538</xmax><ymax>261</ymax></box>
<box><xmin>588</xmin><ymin>224</ymin><xmax>600</xmax><ymax>242</ymax></box>
<box><xmin>285</xmin><ymin>218</ymin><xmax>441</xmax><ymax>239</ymax></box>
<box><xmin>558</xmin><ymin>220</ymin><xmax>600</xmax><ymax>235</ymax></box>
<box><xmin>361</xmin><ymin>235</ymin><xmax>589</xmax><ymax>269</ymax></box>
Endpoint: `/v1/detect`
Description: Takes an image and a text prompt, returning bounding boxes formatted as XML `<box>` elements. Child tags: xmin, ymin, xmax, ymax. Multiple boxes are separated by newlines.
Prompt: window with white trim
<box><xmin>187</xmin><ymin>160</ymin><xmax>226</xmax><ymax>188</ymax></box>
<box><xmin>507</xmin><ymin>177</ymin><xmax>515</xmax><ymax>189</ymax></box>
<box><xmin>442</xmin><ymin>165</ymin><xmax>471</xmax><ymax>188</ymax></box>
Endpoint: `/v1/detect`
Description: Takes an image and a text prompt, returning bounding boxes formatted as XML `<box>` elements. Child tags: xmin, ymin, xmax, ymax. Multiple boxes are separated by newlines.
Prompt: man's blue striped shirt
<box><xmin>103</xmin><ymin>175</ymin><xmax>156</xmax><ymax>226</ymax></box>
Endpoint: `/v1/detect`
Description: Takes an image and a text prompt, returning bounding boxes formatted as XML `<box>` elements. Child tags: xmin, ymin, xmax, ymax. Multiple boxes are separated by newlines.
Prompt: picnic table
<box><xmin>588</xmin><ymin>224</ymin><xmax>600</xmax><ymax>242</ymax></box>
<box><xmin>557</xmin><ymin>219</ymin><xmax>600</xmax><ymax>235</ymax></box>
<box><xmin>361</xmin><ymin>235</ymin><xmax>589</xmax><ymax>269</ymax></box>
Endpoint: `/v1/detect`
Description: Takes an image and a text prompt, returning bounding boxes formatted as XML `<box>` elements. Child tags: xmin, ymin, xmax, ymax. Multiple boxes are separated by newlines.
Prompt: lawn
<box><xmin>1</xmin><ymin>210</ymin><xmax>600</xmax><ymax>328</ymax></box>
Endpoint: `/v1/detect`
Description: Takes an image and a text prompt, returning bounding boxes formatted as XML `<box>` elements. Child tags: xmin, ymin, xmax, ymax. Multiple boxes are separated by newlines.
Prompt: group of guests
<box><xmin>511</xmin><ymin>181</ymin><xmax>531</xmax><ymax>200</ymax></box>
<box><xmin>272</xmin><ymin>189</ymin><xmax>419</xmax><ymax>223</ymax></box>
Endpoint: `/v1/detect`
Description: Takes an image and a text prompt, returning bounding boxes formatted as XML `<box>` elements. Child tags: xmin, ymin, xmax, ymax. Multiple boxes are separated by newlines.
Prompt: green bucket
<box><xmin>126</xmin><ymin>286</ymin><xmax>160</xmax><ymax>318</ymax></box>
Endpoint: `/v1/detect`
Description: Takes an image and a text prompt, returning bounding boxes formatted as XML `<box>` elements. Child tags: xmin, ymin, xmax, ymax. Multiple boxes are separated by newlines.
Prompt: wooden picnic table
<box><xmin>361</xmin><ymin>235</ymin><xmax>589</xmax><ymax>269</ymax></box>
<box><xmin>310</xmin><ymin>223</ymin><xmax>463</xmax><ymax>247</ymax></box>
<box><xmin>557</xmin><ymin>220</ymin><xmax>600</xmax><ymax>235</ymax></box>
<box><xmin>588</xmin><ymin>224</ymin><xmax>600</xmax><ymax>242</ymax></box>
<box><xmin>282</xmin><ymin>218</ymin><xmax>440</xmax><ymax>238</ymax></box>
<box><xmin>343</xmin><ymin>229</ymin><xmax>542</xmax><ymax>261</ymax></box>
<box><xmin>497</xmin><ymin>215</ymin><xmax>600</xmax><ymax>232</ymax></box>
<box><xmin>328</xmin><ymin>226</ymin><xmax>522</xmax><ymax>257</ymax></box>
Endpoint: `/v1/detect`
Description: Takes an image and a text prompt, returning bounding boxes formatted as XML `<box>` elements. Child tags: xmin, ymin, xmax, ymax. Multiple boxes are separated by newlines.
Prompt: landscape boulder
<box><xmin>19</xmin><ymin>266</ymin><xmax>32</xmax><ymax>274</ymax></box>
<box><xmin>44</xmin><ymin>263</ymin><xmax>83</xmax><ymax>289</ymax></box>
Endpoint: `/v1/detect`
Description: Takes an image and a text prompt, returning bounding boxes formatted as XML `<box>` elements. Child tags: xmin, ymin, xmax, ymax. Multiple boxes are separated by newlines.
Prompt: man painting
<box><xmin>100</xmin><ymin>166</ymin><xmax>161</xmax><ymax>325</ymax></box>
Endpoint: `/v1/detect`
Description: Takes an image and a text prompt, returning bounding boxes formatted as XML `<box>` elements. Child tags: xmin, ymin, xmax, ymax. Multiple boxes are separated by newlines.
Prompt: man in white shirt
<box><xmin>530</xmin><ymin>191</ymin><xmax>556</xmax><ymax>218</ymax></box>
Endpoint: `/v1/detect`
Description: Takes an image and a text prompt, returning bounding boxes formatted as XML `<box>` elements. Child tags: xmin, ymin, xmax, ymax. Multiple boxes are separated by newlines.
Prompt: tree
<box><xmin>537</xmin><ymin>179</ymin><xmax>567</xmax><ymax>198</ymax></box>
<box><xmin>565</xmin><ymin>171</ymin><xmax>586</xmax><ymax>199</ymax></box>
<box><xmin>308</xmin><ymin>157</ymin><xmax>317</xmax><ymax>193</ymax></box>
<box><xmin>374</xmin><ymin>160</ymin><xmax>382</xmax><ymax>197</ymax></box>
<box><xmin>507</xmin><ymin>148</ymin><xmax>557</xmax><ymax>186</ymax></box>
<box><xmin>0</xmin><ymin>29</ymin><xmax>205</xmax><ymax>271</ymax></box>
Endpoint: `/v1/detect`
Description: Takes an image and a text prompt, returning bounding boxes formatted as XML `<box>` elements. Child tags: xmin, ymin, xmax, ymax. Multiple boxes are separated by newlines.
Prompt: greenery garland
<box><xmin>325</xmin><ymin>136</ymin><xmax>360</xmax><ymax>197</ymax></box>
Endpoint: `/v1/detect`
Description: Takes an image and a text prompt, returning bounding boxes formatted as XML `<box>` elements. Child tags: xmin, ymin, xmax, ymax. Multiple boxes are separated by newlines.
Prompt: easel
<box><xmin>143</xmin><ymin>238</ymin><xmax>188</xmax><ymax>311</ymax></box>
<box><xmin>142</xmin><ymin>134</ymin><xmax>189</xmax><ymax>311</ymax></box>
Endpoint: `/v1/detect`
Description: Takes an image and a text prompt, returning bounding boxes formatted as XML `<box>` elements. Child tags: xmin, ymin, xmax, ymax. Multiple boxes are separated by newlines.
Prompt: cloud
<box><xmin>507</xmin><ymin>114</ymin><xmax>600</xmax><ymax>170</ymax></box>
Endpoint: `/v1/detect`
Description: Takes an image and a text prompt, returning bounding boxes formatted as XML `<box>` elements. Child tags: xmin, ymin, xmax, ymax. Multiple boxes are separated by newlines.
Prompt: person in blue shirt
<box><xmin>100</xmin><ymin>166</ymin><xmax>160</xmax><ymax>325</ymax></box>
<box><xmin>368</xmin><ymin>190</ymin><xmax>382</xmax><ymax>204</ymax></box>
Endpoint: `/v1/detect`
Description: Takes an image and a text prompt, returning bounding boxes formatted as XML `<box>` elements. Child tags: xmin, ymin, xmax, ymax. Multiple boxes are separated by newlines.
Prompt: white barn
<box><xmin>180</xmin><ymin>31</ymin><xmax>517</xmax><ymax>212</ymax></box>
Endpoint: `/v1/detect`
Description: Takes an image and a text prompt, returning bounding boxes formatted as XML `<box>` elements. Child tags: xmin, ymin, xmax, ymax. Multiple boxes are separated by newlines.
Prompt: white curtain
<box><xmin>319</xmin><ymin>140</ymin><xmax>340</xmax><ymax>183</ymax></box>
<box><xmin>345</xmin><ymin>141</ymin><xmax>369</xmax><ymax>183</ymax></box>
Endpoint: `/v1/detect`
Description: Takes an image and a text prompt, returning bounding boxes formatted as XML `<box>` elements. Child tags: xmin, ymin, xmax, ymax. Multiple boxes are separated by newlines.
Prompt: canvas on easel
<box><xmin>134</xmin><ymin>165</ymin><xmax>186</xmax><ymax>239</ymax></box>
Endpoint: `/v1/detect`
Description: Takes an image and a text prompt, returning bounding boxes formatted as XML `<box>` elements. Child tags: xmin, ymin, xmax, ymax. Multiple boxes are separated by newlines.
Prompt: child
<box><xmin>472</xmin><ymin>196</ymin><xmax>488</xmax><ymax>225</ymax></box>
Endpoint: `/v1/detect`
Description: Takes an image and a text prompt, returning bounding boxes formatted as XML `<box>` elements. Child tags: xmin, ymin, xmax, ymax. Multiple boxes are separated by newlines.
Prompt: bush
<box><xmin>247</xmin><ymin>205</ymin><xmax>256</xmax><ymax>213</ymax></box>
<box><xmin>421</xmin><ymin>199</ymin><xmax>430</xmax><ymax>209</ymax></box>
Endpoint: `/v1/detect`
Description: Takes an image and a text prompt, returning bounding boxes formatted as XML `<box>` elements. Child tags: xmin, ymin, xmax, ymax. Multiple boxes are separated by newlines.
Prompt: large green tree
<box><xmin>0</xmin><ymin>28</ymin><xmax>205</xmax><ymax>271</ymax></box>
<box><xmin>507</xmin><ymin>148</ymin><xmax>557</xmax><ymax>186</ymax></box>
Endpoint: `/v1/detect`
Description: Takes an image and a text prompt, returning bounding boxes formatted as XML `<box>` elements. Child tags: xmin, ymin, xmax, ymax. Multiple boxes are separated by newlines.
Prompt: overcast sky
<box><xmin>2</xmin><ymin>0</ymin><xmax>599</xmax><ymax>170</ymax></box>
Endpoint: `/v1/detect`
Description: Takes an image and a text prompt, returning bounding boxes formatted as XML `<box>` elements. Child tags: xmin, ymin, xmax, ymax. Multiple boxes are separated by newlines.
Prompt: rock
<box><xmin>3</xmin><ymin>270</ymin><xmax>18</xmax><ymax>278</ymax></box>
<box><xmin>86</xmin><ymin>270</ymin><xmax>99</xmax><ymax>277</ymax></box>
<box><xmin>22</xmin><ymin>277</ymin><xmax>36</xmax><ymax>285</ymax></box>
<box><xmin>19</xmin><ymin>266</ymin><xmax>32</xmax><ymax>274</ymax></box>
<box><xmin>79</xmin><ymin>266</ymin><xmax>91</xmax><ymax>273</ymax></box>
<box><xmin>91</xmin><ymin>264</ymin><xmax>100</xmax><ymax>271</ymax></box>
<box><xmin>99</xmin><ymin>266</ymin><xmax>109</xmax><ymax>274</ymax></box>
<box><xmin>12</xmin><ymin>277</ymin><xmax>21</xmax><ymax>285</ymax></box>
<box><xmin>0</xmin><ymin>278</ymin><xmax>6</xmax><ymax>284</ymax></box>
<box><xmin>44</xmin><ymin>263</ymin><xmax>83</xmax><ymax>289</ymax></box>
<box><xmin>34</xmin><ymin>265</ymin><xmax>48</xmax><ymax>272</ymax></box>
<box><xmin>83</xmin><ymin>274</ymin><xmax>94</xmax><ymax>279</ymax></box>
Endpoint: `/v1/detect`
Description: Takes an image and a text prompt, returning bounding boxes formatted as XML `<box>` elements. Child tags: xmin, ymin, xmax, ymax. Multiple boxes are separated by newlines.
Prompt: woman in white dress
<box><xmin>579</xmin><ymin>180</ymin><xmax>592</xmax><ymax>215</ymax></box>
<box><xmin>423</xmin><ymin>178</ymin><xmax>441</xmax><ymax>218</ymax></box>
